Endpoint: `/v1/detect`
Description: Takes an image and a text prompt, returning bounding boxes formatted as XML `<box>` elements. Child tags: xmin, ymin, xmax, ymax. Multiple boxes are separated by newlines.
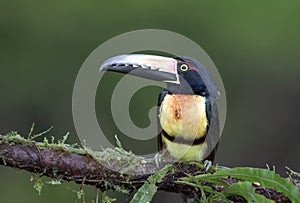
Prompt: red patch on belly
<box><xmin>174</xmin><ymin>108</ymin><xmax>181</xmax><ymax>120</ymax></box>
<box><xmin>169</xmin><ymin>95</ymin><xmax>196</xmax><ymax>121</ymax></box>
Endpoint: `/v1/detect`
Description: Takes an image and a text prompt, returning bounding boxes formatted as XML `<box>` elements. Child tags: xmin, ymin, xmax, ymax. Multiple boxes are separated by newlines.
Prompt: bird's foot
<box><xmin>154</xmin><ymin>153</ymin><xmax>162</xmax><ymax>169</ymax></box>
<box><xmin>203</xmin><ymin>160</ymin><xmax>212</xmax><ymax>172</ymax></box>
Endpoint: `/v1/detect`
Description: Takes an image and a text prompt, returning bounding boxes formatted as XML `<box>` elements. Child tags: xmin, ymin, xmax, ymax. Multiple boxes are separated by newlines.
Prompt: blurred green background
<box><xmin>1</xmin><ymin>1</ymin><xmax>300</xmax><ymax>202</ymax></box>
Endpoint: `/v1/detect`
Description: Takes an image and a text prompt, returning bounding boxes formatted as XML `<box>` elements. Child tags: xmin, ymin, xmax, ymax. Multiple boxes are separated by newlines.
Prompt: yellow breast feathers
<box><xmin>159</xmin><ymin>94</ymin><xmax>208</xmax><ymax>141</ymax></box>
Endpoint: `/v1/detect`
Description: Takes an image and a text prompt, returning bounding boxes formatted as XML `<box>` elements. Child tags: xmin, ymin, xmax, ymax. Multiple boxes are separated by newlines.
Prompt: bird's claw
<box><xmin>203</xmin><ymin>160</ymin><xmax>212</xmax><ymax>172</ymax></box>
<box><xmin>154</xmin><ymin>153</ymin><xmax>162</xmax><ymax>169</ymax></box>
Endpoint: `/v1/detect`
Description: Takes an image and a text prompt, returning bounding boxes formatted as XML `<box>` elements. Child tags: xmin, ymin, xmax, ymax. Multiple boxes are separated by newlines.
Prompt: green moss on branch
<box><xmin>0</xmin><ymin>132</ymin><xmax>299</xmax><ymax>202</ymax></box>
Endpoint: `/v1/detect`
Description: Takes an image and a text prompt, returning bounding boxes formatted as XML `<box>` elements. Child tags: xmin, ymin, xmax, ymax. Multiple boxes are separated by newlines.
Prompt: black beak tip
<box><xmin>99</xmin><ymin>55</ymin><xmax>127</xmax><ymax>72</ymax></box>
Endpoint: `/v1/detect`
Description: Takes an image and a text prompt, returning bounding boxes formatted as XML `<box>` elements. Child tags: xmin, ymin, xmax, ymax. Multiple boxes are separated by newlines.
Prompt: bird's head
<box><xmin>100</xmin><ymin>54</ymin><xmax>219</xmax><ymax>98</ymax></box>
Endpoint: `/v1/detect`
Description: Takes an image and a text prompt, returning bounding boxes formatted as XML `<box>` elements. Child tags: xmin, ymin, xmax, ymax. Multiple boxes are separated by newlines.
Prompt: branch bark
<box><xmin>0</xmin><ymin>132</ymin><xmax>298</xmax><ymax>202</ymax></box>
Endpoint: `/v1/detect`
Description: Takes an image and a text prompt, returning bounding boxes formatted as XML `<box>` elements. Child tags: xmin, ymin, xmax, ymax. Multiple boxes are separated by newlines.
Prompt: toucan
<box><xmin>100</xmin><ymin>54</ymin><xmax>220</xmax><ymax>164</ymax></box>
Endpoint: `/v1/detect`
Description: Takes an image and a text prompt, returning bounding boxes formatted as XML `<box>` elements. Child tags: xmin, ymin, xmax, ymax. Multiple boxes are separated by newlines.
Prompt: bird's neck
<box><xmin>166</xmin><ymin>83</ymin><xmax>194</xmax><ymax>95</ymax></box>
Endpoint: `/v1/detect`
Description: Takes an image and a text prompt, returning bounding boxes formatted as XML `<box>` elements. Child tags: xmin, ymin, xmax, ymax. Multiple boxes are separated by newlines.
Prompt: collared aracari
<box><xmin>100</xmin><ymin>54</ymin><xmax>220</xmax><ymax>164</ymax></box>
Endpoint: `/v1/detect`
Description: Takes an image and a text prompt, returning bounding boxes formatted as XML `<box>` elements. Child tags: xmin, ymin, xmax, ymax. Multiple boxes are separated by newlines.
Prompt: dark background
<box><xmin>1</xmin><ymin>1</ymin><xmax>300</xmax><ymax>202</ymax></box>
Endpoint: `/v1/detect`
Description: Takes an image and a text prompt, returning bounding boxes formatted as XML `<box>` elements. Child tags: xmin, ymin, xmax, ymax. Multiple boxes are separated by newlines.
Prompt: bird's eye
<box><xmin>180</xmin><ymin>64</ymin><xmax>189</xmax><ymax>71</ymax></box>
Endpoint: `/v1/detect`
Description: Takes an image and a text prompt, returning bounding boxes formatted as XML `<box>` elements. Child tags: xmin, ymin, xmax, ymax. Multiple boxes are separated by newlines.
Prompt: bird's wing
<box><xmin>157</xmin><ymin>89</ymin><xmax>169</xmax><ymax>151</ymax></box>
<box><xmin>204</xmin><ymin>101</ymin><xmax>220</xmax><ymax>162</ymax></box>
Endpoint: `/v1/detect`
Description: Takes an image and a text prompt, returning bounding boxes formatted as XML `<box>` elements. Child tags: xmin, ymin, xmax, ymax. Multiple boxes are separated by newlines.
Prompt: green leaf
<box><xmin>130</xmin><ymin>182</ymin><xmax>157</xmax><ymax>203</ymax></box>
<box><xmin>203</xmin><ymin>167</ymin><xmax>300</xmax><ymax>202</ymax></box>
<box><xmin>185</xmin><ymin>173</ymin><xmax>229</xmax><ymax>187</ymax></box>
<box><xmin>223</xmin><ymin>182</ymin><xmax>274</xmax><ymax>203</ymax></box>
<box><xmin>202</xmin><ymin>186</ymin><xmax>231</xmax><ymax>203</ymax></box>
<box><xmin>177</xmin><ymin>180</ymin><xmax>231</xmax><ymax>202</ymax></box>
<box><xmin>130</xmin><ymin>165</ymin><xmax>174</xmax><ymax>203</ymax></box>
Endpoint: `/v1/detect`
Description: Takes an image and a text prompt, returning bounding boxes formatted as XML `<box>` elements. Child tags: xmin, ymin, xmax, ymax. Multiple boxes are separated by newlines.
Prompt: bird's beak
<box><xmin>100</xmin><ymin>54</ymin><xmax>180</xmax><ymax>84</ymax></box>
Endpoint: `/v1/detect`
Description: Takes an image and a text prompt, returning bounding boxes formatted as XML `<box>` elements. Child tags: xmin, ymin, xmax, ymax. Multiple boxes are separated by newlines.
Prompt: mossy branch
<box><xmin>0</xmin><ymin>132</ymin><xmax>299</xmax><ymax>202</ymax></box>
